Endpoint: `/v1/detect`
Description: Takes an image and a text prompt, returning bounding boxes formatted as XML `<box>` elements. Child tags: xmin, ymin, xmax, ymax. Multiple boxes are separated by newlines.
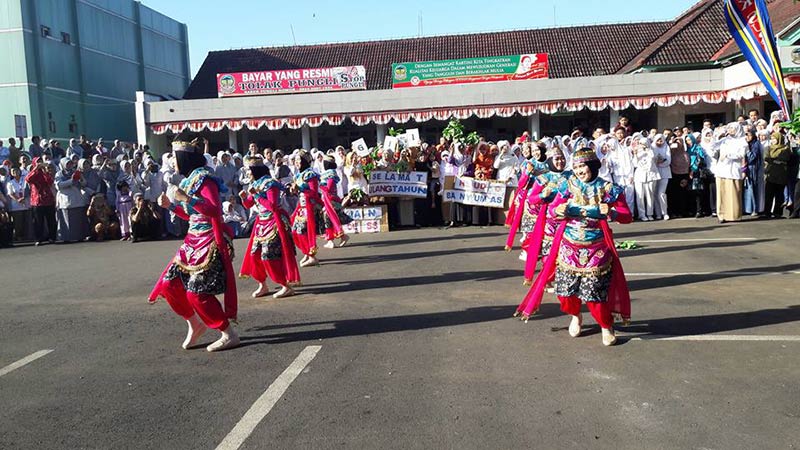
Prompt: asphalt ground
<box><xmin>1</xmin><ymin>217</ymin><xmax>799</xmax><ymax>449</ymax></box>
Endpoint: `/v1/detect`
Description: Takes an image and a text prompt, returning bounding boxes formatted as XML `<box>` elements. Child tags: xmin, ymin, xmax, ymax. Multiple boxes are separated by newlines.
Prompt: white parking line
<box><xmin>633</xmin><ymin>237</ymin><xmax>758</xmax><ymax>243</ymax></box>
<box><xmin>0</xmin><ymin>350</ymin><xmax>54</xmax><ymax>378</ymax></box>
<box><xmin>628</xmin><ymin>335</ymin><xmax>800</xmax><ymax>342</ymax></box>
<box><xmin>626</xmin><ymin>271</ymin><xmax>800</xmax><ymax>277</ymax></box>
<box><xmin>216</xmin><ymin>345</ymin><xmax>322</xmax><ymax>450</ymax></box>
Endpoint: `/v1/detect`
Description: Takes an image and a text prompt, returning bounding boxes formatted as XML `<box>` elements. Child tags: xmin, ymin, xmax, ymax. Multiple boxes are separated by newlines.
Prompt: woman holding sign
<box><xmin>239</xmin><ymin>157</ymin><xmax>300</xmax><ymax>299</ymax></box>
<box><xmin>320</xmin><ymin>156</ymin><xmax>353</xmax><ymax>248</ymax></box>
<box><xmin>515</xmin><ymin>147</ymin><xmax>632</xmax><ymax>346</ymax></box>
<box><xmin>291</xmin><ymin>151</ymin><xmax>324</xmax><ymax>267</ymax></box>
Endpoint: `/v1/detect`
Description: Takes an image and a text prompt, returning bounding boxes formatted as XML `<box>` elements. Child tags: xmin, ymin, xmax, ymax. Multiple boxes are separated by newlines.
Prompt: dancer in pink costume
<box><xmin>319</xmin><ymin>156</ymin><xmax>353</xmax><ymax>249</ymax></box>
<box><xmin>150</xmin><ymin>141</ymin><xmax>239</xmax><ymax>352</ymax></box>
<box><xmin>519</xmin><ymin>147</ymin><xmax>569</xmax><ymax>286</ymax></box>
<box><xmin>239</xmin><ymin>157</ymin><xmax>301</xmax><ymax>300</ymax></box>
<box><xmin>515</xmin><ymin>147</ymin><xmax>632</xmax><ymax>346</ymax></box>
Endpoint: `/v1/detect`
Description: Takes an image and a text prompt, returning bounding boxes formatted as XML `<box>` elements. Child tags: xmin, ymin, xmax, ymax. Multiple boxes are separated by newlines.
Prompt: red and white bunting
<box><xmin>150</xmin><ymin>78</ymin><xmax>800</xmax><ymax>135</ymax></box>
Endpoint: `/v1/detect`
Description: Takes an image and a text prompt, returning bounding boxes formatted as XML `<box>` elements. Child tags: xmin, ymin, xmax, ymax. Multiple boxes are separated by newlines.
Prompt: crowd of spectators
<box><xmin>0</xmin><ymin>109</ymin><xmax>797</xmax><ymax>248</ymax></box>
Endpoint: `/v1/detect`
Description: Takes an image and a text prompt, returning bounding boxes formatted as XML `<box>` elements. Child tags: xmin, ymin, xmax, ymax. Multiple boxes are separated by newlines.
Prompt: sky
<box><xmin>142</xmin><ymin>0</ymin><xmax>699</xmax><ymax>77</ymax></box>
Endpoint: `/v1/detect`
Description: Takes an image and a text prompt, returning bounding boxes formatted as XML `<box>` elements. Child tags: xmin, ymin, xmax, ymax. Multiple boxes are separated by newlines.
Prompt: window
<box><xmin>61</xmin><ymin>32</ymin><xmax>71</xmax><ymax>44</ymax></box>
<box><xmin>40</xmin><ymin>25</ymin><xmax>50</xmax><ymax>38</ymax></box>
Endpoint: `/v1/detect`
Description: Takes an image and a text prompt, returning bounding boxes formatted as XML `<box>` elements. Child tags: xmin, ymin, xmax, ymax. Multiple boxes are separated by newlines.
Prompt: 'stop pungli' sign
<box><xmin>216</xmin><ymin>66</ymin><xmax>367</xmax><ymax>97</ymax></box>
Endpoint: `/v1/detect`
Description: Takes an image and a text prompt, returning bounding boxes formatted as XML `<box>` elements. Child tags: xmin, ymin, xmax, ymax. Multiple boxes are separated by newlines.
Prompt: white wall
<box><xmin>144</xmin><ymin>69</ymin><xmax>727</xmax><ymax>124</ymax></box>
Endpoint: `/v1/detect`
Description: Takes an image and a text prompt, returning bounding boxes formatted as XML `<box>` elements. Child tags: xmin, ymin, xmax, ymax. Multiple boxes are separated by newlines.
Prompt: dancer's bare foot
<box><xmin>182</xmin><ymin>315</ymin><xmax>207</xmax><ymax>350</ymax></box>
<box><xmin>251</xmin><ymin>283</ymin><xmax>270</xmax><ymax>298</ymax></box>
<box><xmin>273</xmin><ymin>285</ymin><xmax>295</xmax><ymax>299</ymax></box>
<box><xmin>207</xmin><ymin>326</ymin><xmax>240</xmax><ymax>352</ymax></box>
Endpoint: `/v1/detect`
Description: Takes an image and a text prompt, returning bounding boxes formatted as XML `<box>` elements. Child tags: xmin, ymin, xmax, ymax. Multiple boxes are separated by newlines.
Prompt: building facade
<box><xmin>0</xmin><ymin>0</ymin><xmax>190</xmax><ymax>143</ymax></box>
<box><xmin>137</xmin><ymin>0</ymin><xmax>800</xmax><ymax>153</ymax></box>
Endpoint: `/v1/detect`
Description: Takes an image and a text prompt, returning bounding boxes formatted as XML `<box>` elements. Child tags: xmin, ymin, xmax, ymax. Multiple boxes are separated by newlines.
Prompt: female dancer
<box><xmin>504</xmin><ymin>143</ymin><xmax>548</xmax><ymax>256</ymax></box>
<box><xmin>151</xmin><ymin>140</ymin><xmax>239</xmax><ymax>352</ymax></box>
<box><xmin>291</xmin><ymin>151</ymin><xmax>323</xmax><ymax>267</ymax></box>
<box><xmin>515</xmin><ymin>148</ymin><xmax>632</xmax><ymax>346</ymax></box>
<box><xmin>319</xmin><ymin>156</ymin><xmax>352</xmax><ymax>249</ymax></box>
<box><xmin>239</xmin><ymin>157</ymin><xmax>301</xmax><ymax>299</ymax></box>
<box><xmin>519</xmin><ymin>147</ymin><xmax>568</xmax><ymax>286</ymax></box>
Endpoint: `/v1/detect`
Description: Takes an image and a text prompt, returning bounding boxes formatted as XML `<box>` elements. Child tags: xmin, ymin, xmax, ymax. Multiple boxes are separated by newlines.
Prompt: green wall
<box><xmin>0</xmin><ymin>0</ymin><xmax>189</xmax><ymax>143</ymax></box>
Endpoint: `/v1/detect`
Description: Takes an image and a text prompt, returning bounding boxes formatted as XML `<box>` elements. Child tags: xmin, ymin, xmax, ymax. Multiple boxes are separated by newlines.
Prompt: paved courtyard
<box><xmin>1</xmin><ymin>218</ymin><xmax>799</xmax><ymax>449</ymax></box>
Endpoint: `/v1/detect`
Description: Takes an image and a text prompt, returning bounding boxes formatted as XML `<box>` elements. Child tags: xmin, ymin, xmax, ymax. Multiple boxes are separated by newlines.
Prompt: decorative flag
<box><xmin>723</xmin><ymin>0</ymin><xmax>790</xmax><ymax>118</ymax></box>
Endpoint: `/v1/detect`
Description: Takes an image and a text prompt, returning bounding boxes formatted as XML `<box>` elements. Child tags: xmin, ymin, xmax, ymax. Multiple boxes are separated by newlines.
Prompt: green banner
<box><xmin>392</xmin><ymin>54</ymin><xmax>548</xmax><ymax>89</ymax></box>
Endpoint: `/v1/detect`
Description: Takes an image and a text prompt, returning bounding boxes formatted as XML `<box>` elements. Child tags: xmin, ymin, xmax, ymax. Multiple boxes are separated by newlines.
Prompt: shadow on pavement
<box><xmin>240</xmin><ymin>303</ymin><xmax>563</xmax><ymax>345</ymax></box>
<box><xmin>628</xmin><ymin>263</ymin><xmax>800</xmax><ymax>291</ymax></box>
<box><xmin>300</xmin><ymin>269</ymin><xmax>521</xmax><ymax>294</ymax></box>
<box><xmin>361</xmin><ymin>231</ymin><xmax>503</xmax><ymax>248</ymax></box>
<box><xmin>323</xmin><ymin>245</ymin><xmax>504</xmax><ymax>265</ymax></box>
<box><xmin>619</xmin><ymin>238</ymin><xmax>775</xmax><ymax>258</ymax></box>
<box><xmin>618</xmin><ymin>304</ymin><xmax>800</xmax><ymax>340</ymax></box>
<box><xmin>613</xmin><ymin>223</ymin><xmax>731</xmax><ymax>239</ymax></box>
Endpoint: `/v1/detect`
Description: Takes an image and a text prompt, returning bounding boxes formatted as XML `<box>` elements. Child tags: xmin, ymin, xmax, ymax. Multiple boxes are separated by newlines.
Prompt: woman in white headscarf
<box><xmin>767</xmin><ymin>111</ymin><xmax>786</xmax><ymax>133</ymax></box>
<box><xmin>334</xmin><ymin>146</ymin><xmax>348</xmax><ymax>198</ymax></box>
<box><xmin>203</xmin><ymin>153</ymin><xmax>216</xmax><ymax>171</ymax></box>
<box><xmin>651</xmin><ymin>134</ymin><xmax>672</xmax><ymax>220</ymax></box>
<box><xmin>214</xmin><ymin>151</ymin><xmax>238</xmax><ymax>196</ymax></box>
<box><xmin>117</xmin><ymin>160</ymin><xmax>143</xmax><ymax>195</ymax></box>
<box><xmin>493</xmin><ymin>139</ymin><xmax>519</xmax><ymax>186</ymax></box>
<box><xmin>79</xmin><ymin>157</ymin><xmax>105</xmax><ymax>202</ymax></box>
<box><xmin>55</xmin><ymin>157</ymin><xmax>90</xmax><ymax>242</ymax></box>
<box><xmin>559</xmin><ymin>136</ymin><xmax>573</xmax><ymax>167</ymax></box>
<box><xmin>700</xmin><ymin>127</ymin><xmax>721</xmax><ymax>216</ymax></box>
<box><xmin>609</xmin><ymin>131</ymin><xmax>636</xmax><ymax>213</ymax></box>
<box><xmin>633</xmin><ymin>136</ymin><xmax>659</xmax><ymax>221</ymax></box>
<box><xmin>311</xmin><ymin>149</ymin><xmax>325</xmax><ymax>174</ymax></box>
<box><xmin>594</xmin><ymin>135</ymin><xmax>614</xmax><ymax>182</ymax></box>
<box><xmin>161</xmin><ymin>152</ymin><xmax>187</xmax><ymax>237</ymax></box>
<box><xmin>715</xmin><ymin>122</ymin><xmax>747</xmax><ymax>222</ymax></box>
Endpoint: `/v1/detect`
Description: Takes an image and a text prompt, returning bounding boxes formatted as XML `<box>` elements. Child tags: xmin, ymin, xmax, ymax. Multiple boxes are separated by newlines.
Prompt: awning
<box><xmin>150</xmin><ymin>77</ymin><xmax>800</xmax><ymax>135</ymax></box>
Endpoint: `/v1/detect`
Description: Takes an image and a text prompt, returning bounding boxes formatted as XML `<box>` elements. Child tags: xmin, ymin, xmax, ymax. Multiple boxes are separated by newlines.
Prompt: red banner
<box><xmin>216</xmin><ymin>66</ymin><xmax>367</xmax><ymax>97</ymax></box>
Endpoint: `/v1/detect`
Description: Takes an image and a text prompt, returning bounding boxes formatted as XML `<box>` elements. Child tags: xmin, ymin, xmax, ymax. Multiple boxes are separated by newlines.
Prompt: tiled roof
<box><xmin>183</xmin><ymin>22</ymin><xmax>672</xmax><ymax>99</ymax></box>
<box><xmin>642</xmin><ymin>0</ymin><xmax>730</xmax><ymax>67</ymax></box>
<box><xmin>714</xmin><ymin>0</ymin><xmax>800</xmax><ymax>60</ymax></box>
<box><xmin>620</xmin><ymin>0</ymin><xmax>799</xmax><ymax>71</ymax></box>
<box><xmin>182</xmin><ymin>0</ymin><xmax>800</xmax><ymax>100</ymax></box>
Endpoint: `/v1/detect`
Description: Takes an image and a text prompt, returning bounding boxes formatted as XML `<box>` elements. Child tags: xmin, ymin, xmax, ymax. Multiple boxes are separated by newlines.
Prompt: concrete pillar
<box><xmin>609</xmin><ymin>108</ymin><xmax>620</xmax><ymax>132</ymax></box>
<box><xmin>135</xmin><ymin>91</ymin><xmax>148</xmax><ymax>146</ymax></box>
<box><xmin>376</xmin><ymin>124</ymin><xmax>387</xmax><ymax>146</ymax></box>
<box><xmin>793</xmin><ymin>90</ymin><xmax>799</xmax><ymax>113</ymax></box>
<box><xmin>528</xmin><ymin>113</ymin><xmax>540</xmax><ymax>141</ymax></box>
<box><xmin>301</xmin><ymin>124</ymin><xmax>311</xmax><ymax>150</ymax></box>
<box><xmin>227</xmin><ymin>128</ymin><xmax>237</xmax><ymax>151</ymax></box>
